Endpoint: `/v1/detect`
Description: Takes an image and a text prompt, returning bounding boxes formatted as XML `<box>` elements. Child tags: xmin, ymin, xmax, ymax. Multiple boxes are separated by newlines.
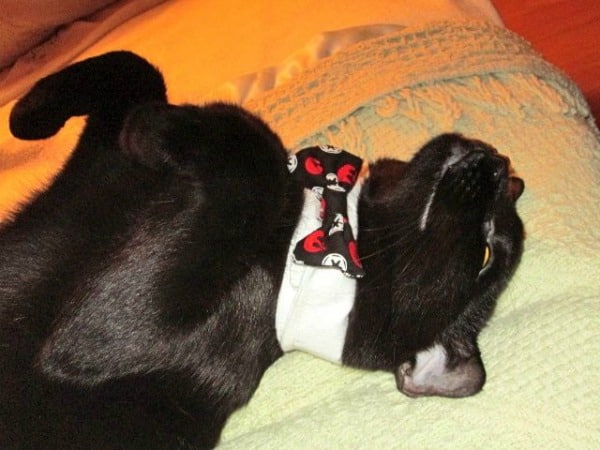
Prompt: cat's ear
<box><xmin>508</xmin><ymin>176</ymin><xmax>524</xmax><ymax>202</ymax></box>
<box><xmin>119</xmin><ymin>102</ymin><xmax>181</xmax><ymax>170</ymax></box>
<box><xmin>361</xmin><ymin>159</ymin><xmax>409</xmax><ymax>204</ymax></box>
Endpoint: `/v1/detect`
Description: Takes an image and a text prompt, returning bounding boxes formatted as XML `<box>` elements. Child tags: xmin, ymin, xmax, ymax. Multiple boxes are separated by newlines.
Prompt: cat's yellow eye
<box><xmin>482</xmin><ymin>244</ymin><xmax>491</xmax><ymax>268</ymax></box>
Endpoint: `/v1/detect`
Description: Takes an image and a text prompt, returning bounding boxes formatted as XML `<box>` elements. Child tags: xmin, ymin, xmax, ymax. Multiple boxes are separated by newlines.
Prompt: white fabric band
<box><xmin>275</xmin><ymin>181</ymin><xmax>362</xmax><ymax>363</ymax></box>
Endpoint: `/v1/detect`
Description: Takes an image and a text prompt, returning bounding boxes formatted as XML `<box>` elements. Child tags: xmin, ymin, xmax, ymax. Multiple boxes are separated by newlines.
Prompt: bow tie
<box><xmin>288</xmin><ymin>145</ymin><xmax>365</xmax><ymax>279</ymax></box>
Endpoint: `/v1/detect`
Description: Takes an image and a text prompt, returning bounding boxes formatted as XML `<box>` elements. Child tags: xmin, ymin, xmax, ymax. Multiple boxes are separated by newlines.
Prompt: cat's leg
<box><xmin>395</xmin><ymin>298</ymin><xmax>490</xmax><ymax>398</ymax></box>
<box><xmin>10</xmin><ymin>51</ymin><xmax>166</xmax><ymax>140</ymax></box>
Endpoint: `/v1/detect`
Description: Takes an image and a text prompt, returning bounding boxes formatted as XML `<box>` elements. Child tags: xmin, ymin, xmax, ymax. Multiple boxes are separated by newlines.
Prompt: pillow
<box><xmin>0</xmin><ymin>0</ymin><xmax>116</xmax><ymax>68</ymax></box>
<box><xmin>0</xmin><ymin>0</ymin><xmax>502</xmax><ymax>106</ymax></box>
<box><xmin>0</xmin><ymin>0</ymin><xmax>166</xmax><ymax>105</ymax></box>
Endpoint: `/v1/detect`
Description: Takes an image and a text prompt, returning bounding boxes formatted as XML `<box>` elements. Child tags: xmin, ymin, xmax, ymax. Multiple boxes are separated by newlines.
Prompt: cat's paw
<box><xmin>9</xmin><ymin>77</ymin><xmax>69</xmax><ymax>140</ymax></box>
<box><xmin>395</xmin><ymin>344</ymin><xmax>485</xmax><ymax>398</ymax></box>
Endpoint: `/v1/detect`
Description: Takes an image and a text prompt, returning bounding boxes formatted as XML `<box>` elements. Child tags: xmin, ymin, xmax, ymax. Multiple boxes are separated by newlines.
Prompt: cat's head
<box><xmin>361</xmin><ymin>133</ymin><xmax>523</xmax><ymax>288</ymax></box>
<box><xmin>348</xmin><ymin>134</ymin><xmax>524</xmax><ymax>373</ymax></box>
<box><xmin>410</xmin><ymin>133</ymin><xmax>524</xmax><ymax>288</ymax></box>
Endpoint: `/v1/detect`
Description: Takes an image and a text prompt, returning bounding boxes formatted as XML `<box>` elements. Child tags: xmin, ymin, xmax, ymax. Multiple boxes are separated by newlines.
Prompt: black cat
<box><xmin>0</xmin><ymin>52</ymin><xmax>524</xmax><ymax>449</ymax></box>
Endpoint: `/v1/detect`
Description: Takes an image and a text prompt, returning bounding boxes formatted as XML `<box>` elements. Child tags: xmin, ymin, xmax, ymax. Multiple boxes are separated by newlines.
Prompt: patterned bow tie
<box><xmin>288</xmin><ymin>145</ymin><xmax>365</xmax><ymax>278</ymax></box>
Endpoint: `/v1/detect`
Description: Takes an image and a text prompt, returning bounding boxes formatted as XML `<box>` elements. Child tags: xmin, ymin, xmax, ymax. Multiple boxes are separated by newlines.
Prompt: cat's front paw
<box><xmin>395</xmin><ymin>344</ymin><xmax>485</xmax><ymax>398</ymax></box>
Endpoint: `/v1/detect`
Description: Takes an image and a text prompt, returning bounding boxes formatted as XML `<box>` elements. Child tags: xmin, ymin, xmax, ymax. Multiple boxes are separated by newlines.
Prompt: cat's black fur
<box><xmin>0</xmin><ymin>52</ymin><xmax>524</xmax><ymax>449</ymax></box>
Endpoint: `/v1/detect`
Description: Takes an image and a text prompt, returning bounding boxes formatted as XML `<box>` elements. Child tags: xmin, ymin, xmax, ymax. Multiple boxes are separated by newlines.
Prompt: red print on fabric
<box><xmin>305</xmin><ymin>156</ymin><xmax>324</xmax><ymax>175</ymax></box>
<box><xmin>337</xmin><ymin>164</ymin><xmax>358</xmax><ymax>185</ymax></box>
<box><xmin>303</xmin><ymin>230</ymin><xmax>327</xmax><ymax>253</ymax></box>
<box><xmin>348</xmin><ymin>241</ymin><xmax>362</xmax><ymax>268</ymax></box>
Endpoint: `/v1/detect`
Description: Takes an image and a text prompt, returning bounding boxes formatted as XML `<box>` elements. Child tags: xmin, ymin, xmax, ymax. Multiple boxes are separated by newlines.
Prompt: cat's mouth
<box><xmin>440</xmin><ymin>141</ymin><xmax>513</xmax><ymax>198</ymax></box>
<box><xmin>419</xmin><ymin>139</ymin><xmax>523</xmax><ymax>232</ymax></box>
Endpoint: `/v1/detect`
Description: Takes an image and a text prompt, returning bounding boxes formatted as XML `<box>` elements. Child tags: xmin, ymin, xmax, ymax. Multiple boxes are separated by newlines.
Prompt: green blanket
<box><xmin>217</xmin><ymin>21</ymin><xmax>600</xmax><ymax>448</ymax></box>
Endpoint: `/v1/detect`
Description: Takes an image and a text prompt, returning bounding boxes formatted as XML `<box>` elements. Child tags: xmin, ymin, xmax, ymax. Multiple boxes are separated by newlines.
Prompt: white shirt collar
<box><xmin>275</xmin><ymin>181</ymin><xmax>362</xmax><ymax>363</ymax></box>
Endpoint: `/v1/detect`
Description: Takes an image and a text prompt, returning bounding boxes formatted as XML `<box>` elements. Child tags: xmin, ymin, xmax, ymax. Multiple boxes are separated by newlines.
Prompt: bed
<box><xmin>1</xmin><ymin>1</ymin><xmax>598</xmax><ymax>448</ymax></box>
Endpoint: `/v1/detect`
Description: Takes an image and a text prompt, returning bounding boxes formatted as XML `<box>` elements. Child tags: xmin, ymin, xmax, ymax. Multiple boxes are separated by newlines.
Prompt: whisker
<box><xmin>359</xmin><ymin>233</ymin><xmax>414</xmax><ymax>261</ymax></box>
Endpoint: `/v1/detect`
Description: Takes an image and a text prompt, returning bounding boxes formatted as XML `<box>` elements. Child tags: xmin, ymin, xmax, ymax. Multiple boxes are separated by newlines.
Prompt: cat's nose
<box><xmin>490</xmin><ymin>154</ymin><xmax>509</xmax><ymax>181</ymax></box>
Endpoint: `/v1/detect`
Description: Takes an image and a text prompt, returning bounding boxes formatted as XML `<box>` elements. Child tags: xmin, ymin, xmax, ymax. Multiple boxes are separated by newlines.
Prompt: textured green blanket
<box><xmin>217</xmin><ymin>21</ymin><xmax>600</xmax><ymax>448</ymax></box>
